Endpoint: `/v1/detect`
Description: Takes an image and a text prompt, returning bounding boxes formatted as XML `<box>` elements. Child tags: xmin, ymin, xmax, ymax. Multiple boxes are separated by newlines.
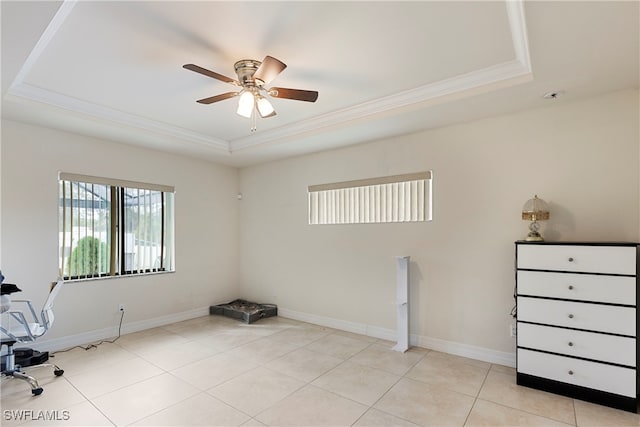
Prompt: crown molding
<box><xmin>230</xmin><ymin>58</ymin><xmax>532</xmax><ymax>152</ymax></box>
<box><xmin>230</xmin><ymin>0</ymin><xmax>532</xmax><ymax>152</ymax></box>
<box><xmin>6</xmin><ymin>0</ymin><xmax>531</xmax><ymax>156</ymax></box>
<box><xmin>7</xmin><ymin>83</ymin><xmax>230</xmax><ymax>151</ymax></box>
<box><xmin>506</xmin><ymin>0</ymin><xmax>532</xmax><ymax>70</ymax></box>
<box><xmin>6</xmin><ymin>0</ymin><xmax>230</xmax><ymax>152</ymax></box>
<box><xmin>8</xmin><ymin>0</ymin><xmax>78</xmax><ymax>93</ymax></box>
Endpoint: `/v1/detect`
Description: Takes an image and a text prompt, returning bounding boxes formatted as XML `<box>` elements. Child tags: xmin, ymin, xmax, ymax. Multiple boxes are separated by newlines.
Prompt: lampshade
<box><xmin>236</xmin><ymin>91</ymin><xmax>254</xmax><ymax>118</ymax></box>
<box><xmin>522</xmin><ymin>195</ymin><xmax>550</xmax><ymax>241</ymax></box>
<box><xmin>522</xmin><ymin>195</ymin><xmax>550</xmax><ymax>221</ymax></box>
<box><xmin>256</xmin><ymin>96</ymin><xmax>276</xmax><ymax>118</ymax></box>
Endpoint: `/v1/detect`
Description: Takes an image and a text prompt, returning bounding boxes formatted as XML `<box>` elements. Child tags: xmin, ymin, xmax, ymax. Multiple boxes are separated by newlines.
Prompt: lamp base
<box><xmin>525</xmin><ymin>231</ymin><xmax>544</xmax><ymax>241</ymax></box>
<box><xmin>525</xmin><ymin>220</ymin><xmax>544</xmax><ymax>241</ymax></box>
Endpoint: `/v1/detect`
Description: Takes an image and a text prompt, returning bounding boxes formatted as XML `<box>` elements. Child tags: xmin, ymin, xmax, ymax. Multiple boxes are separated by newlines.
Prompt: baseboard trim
<box><xmin>33</xmin><ymin>306</ymin><xmax>210</xmax><ymax>352</ymax></box>
<box><xmin>33</xmin><ymin>305</ymin><xmax>516</xmax><ymax>368</ymax></box>
<box><xmin>413</xmin><ymin>335</ymin><xmax>516</xmax><ymax>368</ymax></box>
<box><xmin>278</xmin><ymin>307</ymin><xmax>370</xmax><ymax>335</ymax></box>
<box><xmin>279</xmin><ymin>307</ymin><xmax>515</xmax><ymax>368</ymax></box>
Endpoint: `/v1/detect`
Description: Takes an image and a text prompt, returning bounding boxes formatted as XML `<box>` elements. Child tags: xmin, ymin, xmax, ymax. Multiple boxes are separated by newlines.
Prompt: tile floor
<box><xmin>2</xmin><ymin>315</ymin><xmax>640</xmax><ymax>426</ymax></box>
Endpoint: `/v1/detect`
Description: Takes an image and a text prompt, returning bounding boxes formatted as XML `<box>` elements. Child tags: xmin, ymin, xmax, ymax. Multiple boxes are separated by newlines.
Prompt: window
<box><xmin>308</xmin><ymin>171</ymin><xmax>432</xmax><ymax>225</ymax></box>
<box><xmin>58</xmin><ymin>173</ymin><xmax>175</xmax><ymax>280</ymax></box>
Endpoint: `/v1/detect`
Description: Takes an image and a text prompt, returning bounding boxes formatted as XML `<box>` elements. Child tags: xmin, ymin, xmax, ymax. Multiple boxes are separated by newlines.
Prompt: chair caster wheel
<box><xmin>32</xmin><ymin>387</ymin><xmax>43</xmax><ymax>395</ymax></box>
<box><xmin>54</xmin><ymin>369</ymin><xmax>64</xmax><ymax>376</ymax></box>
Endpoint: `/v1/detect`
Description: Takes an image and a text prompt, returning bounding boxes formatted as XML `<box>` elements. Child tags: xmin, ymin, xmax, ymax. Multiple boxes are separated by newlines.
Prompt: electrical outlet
<box><xmin>118</xmin><ymin>304</ymin><xmax>125</xmax><ymax>312</ymax></box>
<box><xmin>510</xmin><ymin>323</ymin><xmax>517</xmax><ymax>338</ymax></box>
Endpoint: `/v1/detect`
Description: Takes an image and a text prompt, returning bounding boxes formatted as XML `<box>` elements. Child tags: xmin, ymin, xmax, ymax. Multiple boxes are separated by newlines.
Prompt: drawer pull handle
<box><xmin>568</xmin><ymin>342</ymin><xmax>574</xmax><ymax>347</ymax></box>
<box><xmin>568</xmin><ymin>314</ymin><xmax>574</xmax><ymax>319</ymax></box>
<box><xmin>568</xmin><ymin>285</ymin><xmax>574</xmax><ymax>290</ymax></box>
<box><xmin>568</xmin><ymin>257</ymin><xmax>574</xmax><ymax>262</ymax></box>
<box><xmin>568</xmin><ymin>370</ymin><xmax>574</xmax><ymax>375</ymax></box>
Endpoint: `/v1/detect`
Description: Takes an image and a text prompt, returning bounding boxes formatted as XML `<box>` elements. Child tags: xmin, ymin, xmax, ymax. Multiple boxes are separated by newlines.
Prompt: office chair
<box><xmin>1</xmin><ymin>280</ymin><xmax>65</xmax><ymax>395</ymax></box>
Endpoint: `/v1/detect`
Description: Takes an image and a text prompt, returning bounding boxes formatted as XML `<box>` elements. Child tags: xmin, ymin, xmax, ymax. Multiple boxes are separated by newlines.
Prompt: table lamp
<box><xmin>522</xmin><ymin>195</ymin><xmax>549</xmax><ymax>241</ymax></box>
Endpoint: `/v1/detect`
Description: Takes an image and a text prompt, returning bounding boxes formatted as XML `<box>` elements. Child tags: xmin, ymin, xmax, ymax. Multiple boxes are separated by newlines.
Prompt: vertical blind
<box><xmin>308</xmin><ymin>171</ymin><xmax>432</xmax><ymax>225</ymax></box>
<box><xmin>59</xmin><ymin>173</ymin><xmax>175</xmax><ymax>280</ymax></box>
<box><xmin>59</xmin><ymin>180</ymin><xmax>112</xmax><ymax>278</ymax></box>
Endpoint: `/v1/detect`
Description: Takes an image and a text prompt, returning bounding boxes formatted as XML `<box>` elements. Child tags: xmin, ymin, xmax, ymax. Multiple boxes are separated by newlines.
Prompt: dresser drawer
<box><xmin>518</xmin><ymin>349</ymin><xmax>636</xmax><ymax>397</ymax></box>
<box><xmin>517</xmin><ymin>323</ymin><xmax>636</xmax><ymax>367</ymax></box>
<box><xmin>517</xmin><ymin>297</ymin><xmax>636</xmax><ymax>336</ymax></box>
<box><xmin>517</xmin><ymin>270</ymin><xmax>636</xmax><ymax>305</ymax></box>
<box><xmin>517</xmin><ymin>245</ymin><xmax>637</xmax><ymax>275</ymax></box>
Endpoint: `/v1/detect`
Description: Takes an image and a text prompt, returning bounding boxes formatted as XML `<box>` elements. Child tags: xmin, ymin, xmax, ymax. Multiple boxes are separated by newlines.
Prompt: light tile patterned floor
<box><xmin>2</xmin><ymin>315</ymin><xmax>640</xmax><ymax>426</ymax></box>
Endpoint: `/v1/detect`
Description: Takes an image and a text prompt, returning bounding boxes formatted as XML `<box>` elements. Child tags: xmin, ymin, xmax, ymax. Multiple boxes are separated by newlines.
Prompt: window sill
<box><xmin>64</xmin><ymin>269</ymin><xmax>175</xmax><ymax>283</ymax></box>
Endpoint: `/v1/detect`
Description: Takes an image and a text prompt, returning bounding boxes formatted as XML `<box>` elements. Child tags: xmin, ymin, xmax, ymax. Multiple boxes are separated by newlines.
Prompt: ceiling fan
<box><xmin>183</xmin><ymin>55</ymin><xmax>318</xmax><ymax>131</ymax></box>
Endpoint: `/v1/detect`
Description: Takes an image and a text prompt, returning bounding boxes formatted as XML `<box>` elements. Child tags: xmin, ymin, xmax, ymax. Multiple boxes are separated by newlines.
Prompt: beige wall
<box><xmin>1</xmin><ymin>89</ymin><xmax>637</xmax><ymax>361</ymax></box>
<box><xmin>1</xmin><ymin>120</ymin><xmax>240</xmax><ymax>345</ymax></box>
<box><xmin>239</xmin><ymin>89</ymin><xmax>639</xmax><ymax>362</ymax></box>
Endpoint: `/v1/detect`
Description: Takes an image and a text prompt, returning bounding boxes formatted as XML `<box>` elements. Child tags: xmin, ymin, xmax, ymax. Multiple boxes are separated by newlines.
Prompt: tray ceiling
<box><xmin>2</xmin><ymin>1</ymin><xmax>638</xmax><ymax>166</ymax></box>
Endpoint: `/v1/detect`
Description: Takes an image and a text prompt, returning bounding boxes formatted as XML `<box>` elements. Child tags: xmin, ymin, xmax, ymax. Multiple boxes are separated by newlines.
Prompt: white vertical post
<box><xmin>393</xmin><ymin>255</ymin><xmax>410</xmax><ymax>352</ymax></box>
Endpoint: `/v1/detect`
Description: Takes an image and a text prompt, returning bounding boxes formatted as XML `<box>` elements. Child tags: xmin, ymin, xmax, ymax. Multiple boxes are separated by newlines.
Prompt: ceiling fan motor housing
<box><xmin>234</xmin><ymin>59</ymin><xmax>262</xmax><ymax>86</ymax></box>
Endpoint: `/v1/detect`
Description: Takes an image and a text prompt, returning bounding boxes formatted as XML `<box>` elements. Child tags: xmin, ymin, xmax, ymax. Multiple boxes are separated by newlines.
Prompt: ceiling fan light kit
<box><xmin>236</xmin><ymin>91</ymin><xmax>255</xmax><ymax>118</ymax></box>
<box><xmin>184</xmin><ymin>55</ymin><xmax>318</xmax><ymax>132</ymax></box>
<box><xmin>256</xmin><ymin>96</ymin><xmax>275</xmax><ymax>118</ymax></box>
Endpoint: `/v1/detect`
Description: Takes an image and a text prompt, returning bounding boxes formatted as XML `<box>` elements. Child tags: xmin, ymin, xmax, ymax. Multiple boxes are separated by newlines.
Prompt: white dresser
<box><xmin>515</xmin><ymin>241</ymin><xmax>639</xmax><ymax>412</ymax></box>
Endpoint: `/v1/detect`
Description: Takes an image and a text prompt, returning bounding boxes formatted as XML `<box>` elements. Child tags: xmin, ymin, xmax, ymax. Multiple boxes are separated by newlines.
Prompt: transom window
<box><xmin>58</xmin><ymin>173</ymin><xmax>175</xmax><ymax>280</ymax></box>
<box><xmin>308</xmin><ymin>171</ymin><xmax>432</xmax><ymax>225</ymax></box>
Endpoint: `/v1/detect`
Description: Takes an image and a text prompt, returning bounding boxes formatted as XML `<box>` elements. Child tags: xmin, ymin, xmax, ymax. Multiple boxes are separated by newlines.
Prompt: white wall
<box><xmin>1</xmin><ymin>120</ymin><xmax>240</xmax><ymax>346</ymax></box>
<box><xmin>239</xmin><ymin>89</ymin><xmax>639</xmax><ymax>363</ymax></box>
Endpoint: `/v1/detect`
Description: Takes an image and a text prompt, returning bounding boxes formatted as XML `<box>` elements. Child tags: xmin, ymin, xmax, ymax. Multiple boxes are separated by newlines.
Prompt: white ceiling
<box><xmin>2</xmin><ymin>1</ymin><xmax>638</xmax><ymax>167</ymax></box>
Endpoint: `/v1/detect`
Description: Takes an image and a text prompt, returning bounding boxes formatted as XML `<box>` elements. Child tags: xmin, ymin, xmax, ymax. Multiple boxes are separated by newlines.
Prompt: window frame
<box><xmin>58</xmin><ymin>172</ymin><xmax>175</xmax><ymax>281</ymax></box>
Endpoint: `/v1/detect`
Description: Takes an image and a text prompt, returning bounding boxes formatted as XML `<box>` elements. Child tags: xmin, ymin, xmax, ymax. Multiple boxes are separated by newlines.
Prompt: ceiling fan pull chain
<box><xmin>251</xmin><ymin>108</ymin><xmax>257</xmax><ymax>132</ymax></box>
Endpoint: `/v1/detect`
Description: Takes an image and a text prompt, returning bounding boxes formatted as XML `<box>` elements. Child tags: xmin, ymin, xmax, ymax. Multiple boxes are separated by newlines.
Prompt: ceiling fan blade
<box><xmin>269</xmin><ymin>87</ymin><xmax>318</xmax><ymax>102</ymax></box>
<box><xmin>196</xmin><ymin>92</ymin><xmax>239</xmax><ymax>104</ymax></box>
<box><xmin>183</xmin><ymin>64</ymin><xmax>239</xmax><ymax>85</ymax></box>
<box><xmin>253</xmin><ymin>56</ymin><xmax>286</xmax><ymax>85</ymax></box>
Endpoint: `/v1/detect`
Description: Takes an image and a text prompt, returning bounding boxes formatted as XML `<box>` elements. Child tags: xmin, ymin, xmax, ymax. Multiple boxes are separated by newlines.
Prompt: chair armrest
<box><xmin>5</xmin><ymin>299</ymin><xmax>38</xmax><ymax>322</ymax></box>
<box><xmin>1</xmin><ymin>310</ymin><xmax>35</xmax><ymax>340</ymax></box>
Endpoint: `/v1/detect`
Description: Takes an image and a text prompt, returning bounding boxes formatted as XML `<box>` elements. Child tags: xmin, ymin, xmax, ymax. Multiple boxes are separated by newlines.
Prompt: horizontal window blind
<box><xmin>308</xmin><ymin>171</ymin><xmax>432</xmax><ymax>225</ymax></box>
